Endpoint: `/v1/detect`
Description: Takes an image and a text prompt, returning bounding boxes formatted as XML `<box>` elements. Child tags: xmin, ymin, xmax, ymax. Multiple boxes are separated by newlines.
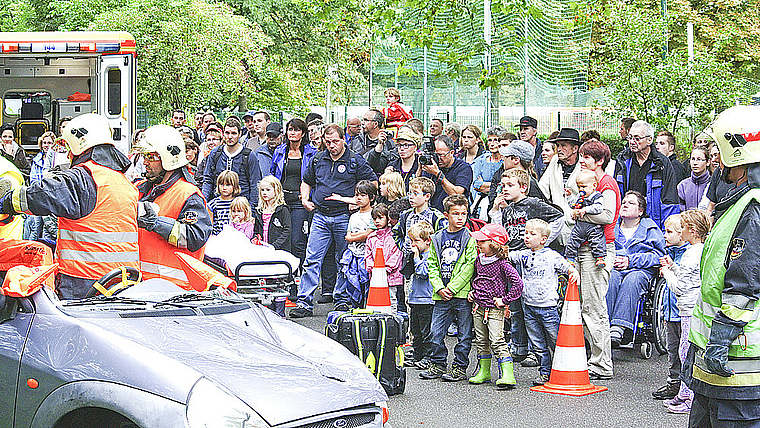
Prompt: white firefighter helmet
<box><xmin>709</xmin><ymin>105</ymin><xmax>760</xmax><ymax>168</ymax></box>
<box><xmin>61</xmin><ymin>113</ymin><xmax>114</xmax><ymax>156</ymax></box>
<box><xmin>136</xmin><ymin>125</ymin><xmax>188</xmax><ymax>171</ymax></box>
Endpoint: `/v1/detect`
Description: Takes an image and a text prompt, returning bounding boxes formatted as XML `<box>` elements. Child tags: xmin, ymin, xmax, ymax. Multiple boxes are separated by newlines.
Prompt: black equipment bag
<box><xmin>326</xmin><ymin>309</ymin><xmax>406</xmax><ymax>395</ymax></box>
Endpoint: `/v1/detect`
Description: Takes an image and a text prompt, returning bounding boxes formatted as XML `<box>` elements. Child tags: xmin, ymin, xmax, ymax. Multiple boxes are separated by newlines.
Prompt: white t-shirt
<box><xmin>347</xmin><ymin>211</ymin><xmax>374</xmax><ymax>257</ymax></box>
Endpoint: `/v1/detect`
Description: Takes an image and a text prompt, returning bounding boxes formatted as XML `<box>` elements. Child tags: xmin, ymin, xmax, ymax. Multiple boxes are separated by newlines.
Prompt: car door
<box><xmin>0</xmin><ymin>298</ymin><xmax>34</xmax><ymax>428</ymax></box>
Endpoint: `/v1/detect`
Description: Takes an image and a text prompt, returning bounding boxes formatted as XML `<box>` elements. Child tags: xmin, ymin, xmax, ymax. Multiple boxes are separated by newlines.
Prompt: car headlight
<box><xmin>186</xmin><ymin>378</ymin><xmax>270</xmax><ymax>428</ymax></box>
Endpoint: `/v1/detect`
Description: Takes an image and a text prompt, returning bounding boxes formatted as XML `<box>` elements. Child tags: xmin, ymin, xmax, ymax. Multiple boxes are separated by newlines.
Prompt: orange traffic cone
<box><xmin>531</xmin><ymin>277</ymin><xmax>608</xmax><ymax>396</ymax></box>
<box><xmin>365</xmin><ymin>247</ymin><xmax>392</xmax><ymax>313</ymax></box>
<box><xmin>175</xmin><ymin>252</ymin><xmax>237</xmax><ymax>292</ymax></box>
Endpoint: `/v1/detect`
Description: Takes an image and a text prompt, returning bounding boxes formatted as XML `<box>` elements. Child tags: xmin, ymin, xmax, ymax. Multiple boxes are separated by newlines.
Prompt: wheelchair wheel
<box><xmin>652</xmin><ymin>278</ymin><xmax>668</xmax><ymax>355</ymax></box>
<box><xmin>639</xmin><ymin>342</ymin><xmax>653</xmax><ymax>359</ymax></box>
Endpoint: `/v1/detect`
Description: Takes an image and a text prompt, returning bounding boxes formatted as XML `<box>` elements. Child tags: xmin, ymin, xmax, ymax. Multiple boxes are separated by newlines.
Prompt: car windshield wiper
<box><xmin>64</xmin><ymin>296</ymin><xmax>194</xmax><ymax>309</ymax></box>
<box><xmin>157</xmin><ymin>291</ymin><xmax>246</xmax><ymax>306</ymax></box>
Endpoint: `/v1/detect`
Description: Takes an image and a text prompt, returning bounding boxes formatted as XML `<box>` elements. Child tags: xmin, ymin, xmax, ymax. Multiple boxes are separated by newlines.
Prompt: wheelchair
<box><xmin>617</xmin><ymin>274</ymin><xmax>669</xmax><ymax>359</ymax></box>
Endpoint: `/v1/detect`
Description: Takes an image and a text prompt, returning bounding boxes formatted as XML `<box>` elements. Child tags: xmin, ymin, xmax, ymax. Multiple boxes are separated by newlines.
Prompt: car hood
<box><xmin>83</xmin><ymin>303</ymin><xmax>387</xmax><ymax>426</ymax></box>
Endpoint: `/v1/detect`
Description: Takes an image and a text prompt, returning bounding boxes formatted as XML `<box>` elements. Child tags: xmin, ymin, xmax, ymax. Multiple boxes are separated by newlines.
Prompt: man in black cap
<box><xmin>516</xmin><ymin>116</ymin><xmax>546</xmax><ymax>178</ymax></box>
<box><xmin>538</xmin><ymin>128</ymin><xmax>583</xmax><ymax>247</ymax></box>
<box><xmin>256</xmin><ymin>122</ymin><xmax>283</xmax><ymax>176</ymax></box>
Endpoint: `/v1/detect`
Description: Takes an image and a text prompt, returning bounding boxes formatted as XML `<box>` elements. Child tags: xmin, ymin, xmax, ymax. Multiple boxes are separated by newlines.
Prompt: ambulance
<box><xmin>0</xmin><ymin>32</ymin><xmax>136</xmax><ymax>153</ymax></box>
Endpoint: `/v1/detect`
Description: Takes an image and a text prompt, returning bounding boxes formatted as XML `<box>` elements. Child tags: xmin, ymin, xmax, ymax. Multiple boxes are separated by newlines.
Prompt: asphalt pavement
<box><xmin>292</xmin><ymin>296</ymin><xmax>689</xmax><ymax>428</ymax></box>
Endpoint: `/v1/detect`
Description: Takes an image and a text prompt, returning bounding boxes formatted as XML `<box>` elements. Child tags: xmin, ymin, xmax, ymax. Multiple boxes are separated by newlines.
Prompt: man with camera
<box><xmin>421</xmin><ymin>135</ymin><xmax>473</xmax><ymax>212</ymax></box>
<box><xmin>367</xmin><ymin>126</ymin><xmax>422</xmax><ymax>191</ymax></box>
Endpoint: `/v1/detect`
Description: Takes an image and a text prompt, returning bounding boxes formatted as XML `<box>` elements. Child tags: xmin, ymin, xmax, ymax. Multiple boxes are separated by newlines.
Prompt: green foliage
<box><xmin>593</xmin><ymin>2</ymin><xmax>742</xmax><ymax>136</ymax></box>
<box><xmin>84</xmin><ymin>0</ymin><xmax>307</xmax><ymax>118</ymax></box>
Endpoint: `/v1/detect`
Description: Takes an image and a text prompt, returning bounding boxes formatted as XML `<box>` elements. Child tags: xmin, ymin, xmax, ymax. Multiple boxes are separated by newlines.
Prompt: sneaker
<box><xmin>403</xmin><ymin>359</ymin><xmax>419</xmax><ymax>368</ymax></box>
<box><xmin>588</xmin><ymin>371</ymin><xmax>612</xmax><ymax>380</ymax></box>
<box><xmin>652</xmin><ymin>382</ymin><xmax>681</xmax><ymax>400</ymax></box>
<box><xmin>521</xmin><ymin>353</ymin><xmax>540</xmax><ymax>367</ymax></box>
<box><xmin>414</xmin><ymin>358</ymin><xmax>434</xmax><ymax>371</ymax></box>
<box><xmin>511</xmin><ymin>353</ymin><xmax>528</xmax><ymax>363</ymax></box>
<box><xmin>288</xmin><ymin>307</ymin><xmax>313</xmax><ymax>319</ymax></box>
<box><xmin>333</xmin><ymin>303</ymin><xmax>350</xmax><ymax>312</ymax></box>
<box><xmin>532</xmin><ymin>374</ymin><xmax>550</xmax><ymax>386</ymax></box>
<box><xmin>317</xmin><ymin>294</ymin><xmax>333</xmax><ymax>304</ymax></box>
<box><xmin>447</xmin><ymin>323</ymin><xmax>458</xmax><ymax>337</ymax></box>
<box><xmin>441</xmin><ymin>366</ymin><xmax>468</xmax><ymax>382</ymax></box>
<box><xmin>610</xmin><ymin>326</ymin><xmax>623</xmax><ymax>348</ymax></box>
<box><xmin>667</xmin><ymin>402</ymin><xmax>691</xmax><ymax>414</ymax></box>
<box><xmin>419</xmin><ymin>364</ymin><xmax>447</xmax><ymax>379</ymax></box>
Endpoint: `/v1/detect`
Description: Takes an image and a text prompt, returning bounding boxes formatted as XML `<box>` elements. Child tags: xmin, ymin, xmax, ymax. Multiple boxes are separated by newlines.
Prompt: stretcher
<box><xmin>203</xmin><ymin>226</ymin><xmax>298</xmax><ymax>305</ymax></box>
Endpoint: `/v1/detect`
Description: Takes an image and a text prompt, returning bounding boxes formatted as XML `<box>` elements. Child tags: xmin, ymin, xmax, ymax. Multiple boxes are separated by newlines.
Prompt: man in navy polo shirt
<box><xmin>421</xmin><ymin>135</ymin><xmax>473</xmax><ymax>212</ymax></box>
<box><xmin>290</xmin><ymin>123</ymin><xmax>378</xmax><ymax>318</ymax></box>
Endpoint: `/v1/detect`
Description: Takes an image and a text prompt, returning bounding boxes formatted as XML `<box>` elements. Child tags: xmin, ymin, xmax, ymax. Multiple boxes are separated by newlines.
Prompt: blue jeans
<box><xmin>509</xmin><ymin>297</ymin><xmax>529</xmax><ymax>356</ymax></box>
<box><xmin>297</xmin><ymin>212</ymin><xmax>349</xmax><ymax>310</ymax></box>
<box><xmin>429</xmin><ymin>298</ymin><xmax>473</xmax><ymax>369</ymax></box>
<box><xmin>524</xmin><ymin>304</ymin><xmax>560</xmax><ymax>376</ymax></box>
<box><xmin>606</xmin><ymin>269</ymin><xmax>653</xmax><ymax>330</ymax></box>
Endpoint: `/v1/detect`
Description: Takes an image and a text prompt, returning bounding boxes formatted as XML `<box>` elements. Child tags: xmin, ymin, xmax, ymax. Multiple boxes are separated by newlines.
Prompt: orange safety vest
<box><xmin>56</xmin><ymin>161</ymin><xmax>139</xmax><ymax>279</ymax></box>
<box><xmin>138</xmin><ymin>177</ymin><xmax>206</xmax><ymax>289</ymax></box>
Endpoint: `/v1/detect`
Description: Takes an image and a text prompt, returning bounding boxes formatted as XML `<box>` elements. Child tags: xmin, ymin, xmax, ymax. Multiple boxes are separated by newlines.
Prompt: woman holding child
<box><xmin>573</xmin><ymin>139</ymin><xmax>621</xmax><ymax>380</ymax></box>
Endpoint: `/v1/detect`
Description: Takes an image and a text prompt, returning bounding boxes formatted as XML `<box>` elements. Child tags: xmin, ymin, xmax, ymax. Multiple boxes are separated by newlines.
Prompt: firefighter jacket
<box><xmin>137</xmin><ymin>169</ymin><xmax>211</xmax><ymax>289</ymax></box>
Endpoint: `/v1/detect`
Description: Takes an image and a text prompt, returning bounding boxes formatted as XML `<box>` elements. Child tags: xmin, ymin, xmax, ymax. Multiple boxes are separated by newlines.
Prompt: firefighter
<box><xmin>133</xmin><ymin>125</ymin><xmax>211</xmax><ymax>290</ymax></box>
<box><xmin>0</xmin><ymin>113</ymin><xmax>139</xmax><ymax>299</ymax></box>
<box><xmin>685</xmin><ymin>105</ymin><xmax>760</xmax><ymax>427</ymax></box>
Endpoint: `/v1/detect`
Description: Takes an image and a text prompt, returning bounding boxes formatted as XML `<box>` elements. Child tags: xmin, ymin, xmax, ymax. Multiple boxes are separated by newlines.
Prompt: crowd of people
<box><xmin>2</xmin><ymin>88</ymin><xmax>759</xmax><ymax>426</ymax></box>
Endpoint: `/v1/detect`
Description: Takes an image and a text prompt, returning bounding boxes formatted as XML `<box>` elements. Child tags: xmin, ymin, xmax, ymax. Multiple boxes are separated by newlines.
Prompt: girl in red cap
<box><xmin>467</xmin><ymin>223</ymin><xmax>524</xmax><ymax>388</ymax></box>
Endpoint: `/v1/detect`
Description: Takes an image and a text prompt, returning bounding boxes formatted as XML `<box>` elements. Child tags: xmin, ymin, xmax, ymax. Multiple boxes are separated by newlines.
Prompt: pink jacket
<box><xmin>365</xmin><ymin>228</ymin><xmax>404</xmax><ymax>287</ymax></box>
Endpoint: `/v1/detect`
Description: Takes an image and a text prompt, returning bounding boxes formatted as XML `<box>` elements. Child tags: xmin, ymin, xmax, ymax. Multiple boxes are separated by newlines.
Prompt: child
<box><xmin>395</xmin><ymin>177</ymin><xmax>447</xmax><ymax>266</ymax></box>
<box><xmin>388</xmin><ymin>197</ymin><xmax>411</xmax><ymax>230</ymax></box>
<box><xmin>509</xmin><ymin>219</ymin><xmax>579</xmax><ymax>386</ymax></box>
<box><xmin>339</xmin><ymin>180</ymin><xmax>377</xmax><ymax>310</ymax></box>
<box><xmin>253</xmin><ymin>175</ymin><xmax>292</xmax><ymax>252</ymax></box>
<box><xmin>652</xmin><ymin>214</ymin><xmax>689</xmax><ymax>401</ymax></box>
<box><xmin>660</xmin><ymin>210</ymin><xmax>711</xmax><ymax>414</ymax></box>
<box><xmin>230</xmin><ymin>196</ymin><xmax>257</xmax><ymax>241</ymax></box>
<box><xmin>379</xmin><ymin>171</ymin><xmax>406</xmax><ymax>205</ymax></box>
<box><xmin>467</xmin><ymin>223</ymin><xmax>524</xmax><ymax>388</ymax></box>
<box><xmin>488</xmin><ymin>168</ymin><xmax>563</xmax><ymax>366</ymax></box>
<box><xmin>382</xmin><ymin>87</ymin><xmax>413</xmax><ymax>130</ymax></box>
<box><xmin>564</xmin><ymin>170</ymin><xmax>607</xmax><ymax>267</ymax></box>
<box><xmin>208</xmin><ymin>170</ymin><xmax>240</xmax><ymax>235</ymax></box>
<box><xmin>419</xmin><ymin>194</ymin><xmax>477</xmax><ymax>382</ymax></box>
<box><xmin>365</xmin><ymin>204</ymin><xmax>404</xmax><ymax>310</ymax></box>
<box><xmin>405</xmin><ymin>221</ymin><xmax>435</xmax><ymax>369</ymax></box>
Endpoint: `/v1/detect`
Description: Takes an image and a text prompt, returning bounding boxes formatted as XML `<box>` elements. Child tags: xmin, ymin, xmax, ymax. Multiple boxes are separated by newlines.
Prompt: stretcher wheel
<box><xmin>639</xmin><ymin>342</ymin><xmax>653</xmax><ymax>359</ymax></box>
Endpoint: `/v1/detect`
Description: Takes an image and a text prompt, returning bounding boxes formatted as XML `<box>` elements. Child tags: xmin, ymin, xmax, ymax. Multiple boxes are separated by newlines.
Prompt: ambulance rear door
<box><xmin>97</xmin><ymin>54</ymin><xmax>134</xmax><ymax>153</ymax></box>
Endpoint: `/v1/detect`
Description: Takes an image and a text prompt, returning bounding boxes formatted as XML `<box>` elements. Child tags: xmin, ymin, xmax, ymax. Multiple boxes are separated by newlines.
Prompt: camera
<box><xmin>418</xmin><ymin>136</ymin><xmax>438</xmax><ymax>166</ymax></box>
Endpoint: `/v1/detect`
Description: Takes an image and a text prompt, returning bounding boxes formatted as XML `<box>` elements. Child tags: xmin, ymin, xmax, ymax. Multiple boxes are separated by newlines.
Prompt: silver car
<box><xmin>0</xmin><ymin>279</ymin><xmax>390</xmax><ymax>428</ymax></box>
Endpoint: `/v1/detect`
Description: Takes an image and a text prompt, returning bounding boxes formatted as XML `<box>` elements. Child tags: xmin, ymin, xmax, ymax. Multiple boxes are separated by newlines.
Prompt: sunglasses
<box><xmin>142</xmin><ymin>152</ymin><xmax>161</xmax><ymax>162</ymax></box>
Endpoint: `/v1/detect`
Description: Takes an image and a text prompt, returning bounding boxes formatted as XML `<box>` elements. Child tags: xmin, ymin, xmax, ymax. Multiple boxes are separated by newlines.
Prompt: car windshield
<box><xmin>57</xmin><ymin>281</ymin><xmax>249</xmax><ymax>317</ymax></box>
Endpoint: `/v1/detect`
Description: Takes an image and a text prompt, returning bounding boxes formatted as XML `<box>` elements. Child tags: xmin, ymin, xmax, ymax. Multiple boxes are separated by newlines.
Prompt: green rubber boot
<box><xmin>468</xmin><ymin>355</ymin><xmax>492</xmax><ymax>384</ymax></box>
<box><xmin>495</xmin><ymin>357</ymin><xmax>516</xmax><ymax>389</ymax></box>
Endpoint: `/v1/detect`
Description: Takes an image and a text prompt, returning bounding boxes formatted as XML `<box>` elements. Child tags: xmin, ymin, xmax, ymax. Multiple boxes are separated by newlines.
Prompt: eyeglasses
<box><xmin>397</xmin><ymin>143</ymin><xmax>416</xmax><ymax>149</ymax></box>
<box><xmin>143</xmin><ymin>152</ymin><xmax>161</xmax><ymax>162</ymax></box>
<box><xmin>626</xmin><ymin>134</ymin><xmax>651</xmax><ymax>143</ymax></box>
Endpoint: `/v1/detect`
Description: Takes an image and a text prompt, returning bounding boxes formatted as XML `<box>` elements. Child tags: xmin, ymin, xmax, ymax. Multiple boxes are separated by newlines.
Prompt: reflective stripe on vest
<box><xmin>693</xmin><ymin>350</ymin><xmax>760</xmax><ymax>386</ymax></box>
<box><xmin>140</xmin><ymin>261</ymin><xmax>188</xmax><ymax>282</ymax></box>
<box><xmin>138</xmin><ymin>178</ymin><xmax>206</xmax><ymax>290</ymax></box>
<box><xmin>56</xmin><ymin>161</ymin><xmax>139</xmax><ymax>279</ymax></box>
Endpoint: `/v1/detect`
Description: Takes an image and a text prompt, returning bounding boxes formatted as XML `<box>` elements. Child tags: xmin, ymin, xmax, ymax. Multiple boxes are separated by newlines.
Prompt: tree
<box><xmin>592</xmin><ymin>1</ymin><xmax>742</xmax><ymax>137</ymax></box>
<box><xmin>86</xmin><ymin>0</ymin><xmax>308</xmax><ymax>118</ymax></box>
